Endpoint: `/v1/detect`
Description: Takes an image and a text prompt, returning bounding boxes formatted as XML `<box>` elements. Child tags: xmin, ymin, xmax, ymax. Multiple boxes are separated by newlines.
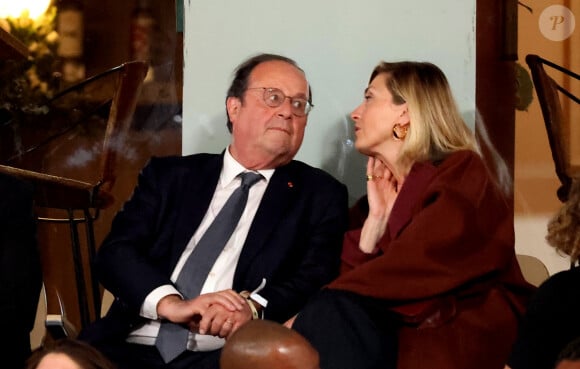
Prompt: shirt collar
<box><xmin>222</xmin><ymin>147</ymin><xmax>275</xmax><ymax>186</ymax></box>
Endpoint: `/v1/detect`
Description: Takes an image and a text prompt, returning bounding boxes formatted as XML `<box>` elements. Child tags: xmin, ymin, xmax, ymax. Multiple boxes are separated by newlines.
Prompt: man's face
<box><xmin>227</xmin><ymin>60</ymin><xmax>309</xmax><ymax>169</ymax></box>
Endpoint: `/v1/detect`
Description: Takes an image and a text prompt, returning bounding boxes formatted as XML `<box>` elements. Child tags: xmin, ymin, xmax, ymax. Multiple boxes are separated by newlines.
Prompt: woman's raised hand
<box><xmin>359</xmin><ymin>157</ymin><xmax>402</xmax><ymax>253</ymax></box>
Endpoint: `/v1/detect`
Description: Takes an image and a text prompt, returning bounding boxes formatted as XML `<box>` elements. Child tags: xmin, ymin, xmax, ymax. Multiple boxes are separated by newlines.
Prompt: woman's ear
<box><xmin>397</xmin><ymin>104</ymin><xmax>410</xmax><ymax>125</ymax></box>
<box><xmin>226</xmin><ymin>97</ymin><xmax>241</xmax><ymax>123</ymax></box>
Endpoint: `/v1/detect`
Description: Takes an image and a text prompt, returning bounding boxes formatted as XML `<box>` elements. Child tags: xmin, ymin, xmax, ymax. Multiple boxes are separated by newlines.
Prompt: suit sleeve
<box><xmin>95</xmin><ymin>158</ymin><xmax>175</xmax><ymax>310</ymax></box>
<box><xmin>260</xmin><ymin>180</ymin><xmax>349</xmax><ymax>322</ymax></box>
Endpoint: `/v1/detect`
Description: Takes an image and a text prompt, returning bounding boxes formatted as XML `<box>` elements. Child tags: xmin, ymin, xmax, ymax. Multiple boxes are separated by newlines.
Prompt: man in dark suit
<box><xmin>0</xmin><ymin>173</ymin><xmax>42</xmax><ymax>369</ymax></box>
<box><xmin>79</xmin><ymin>53</ymin><xmax>349</xmax><ymax>369</ymax></box>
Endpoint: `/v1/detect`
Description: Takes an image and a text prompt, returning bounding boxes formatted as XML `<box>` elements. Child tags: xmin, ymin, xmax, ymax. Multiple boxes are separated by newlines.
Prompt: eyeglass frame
<box><xmin>246</xmin><ymin>87</ymin><xmax>314</xmax><ymax>116</ymax></box>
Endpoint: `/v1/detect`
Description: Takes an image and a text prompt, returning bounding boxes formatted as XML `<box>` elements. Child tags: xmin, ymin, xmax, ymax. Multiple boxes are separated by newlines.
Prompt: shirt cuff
<box><xmin>250</xmin><ymin>278</ymin><xmax>268</xmax><ymax>307</ymax></box>
<box><xmin>250</xmin><ymin>292</ymin><xmax>268</xmax><ymax>308</ymax></box>
<box><xmin>140</xmin><ymin>285</ymin><xmax>182</xmax><ymax>320</ymax></box>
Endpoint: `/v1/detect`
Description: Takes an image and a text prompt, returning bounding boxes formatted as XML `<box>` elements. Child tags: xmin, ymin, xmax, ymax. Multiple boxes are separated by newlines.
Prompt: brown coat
<box><xmin>328</xmin><ymin>150</ymin><xmax>535</xmax><ymax>369</ymax></box>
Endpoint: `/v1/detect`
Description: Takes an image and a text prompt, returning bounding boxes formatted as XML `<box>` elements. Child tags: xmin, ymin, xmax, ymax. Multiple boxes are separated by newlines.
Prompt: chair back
<box><xmin>98</xmin><ymin>61</ymin><xmax>148</xmax><ymax>192</ymax></box>
<box><xmin>1</xmin><ymin>61</ymin><xmax>148</xmax><ymax>205</ymax></box>
<box><xmin>516</xmin><ymin>254</ymin><xmax>550</xmax><ymax>287</ymax></box>
<box><xmin>525</xmin><ymin>54</ymin><xmax>580</xmax><ymax>202</ymax></box>
<box><xmin>0</xmin><ymin>61</ymin><xmax>148</xmax><ymax>329</ymax></box>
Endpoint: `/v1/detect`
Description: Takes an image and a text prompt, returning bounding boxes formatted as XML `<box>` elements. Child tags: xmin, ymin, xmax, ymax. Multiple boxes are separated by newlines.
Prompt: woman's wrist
<box><xmin>360</xmin><ymin>216</ymin><xmax>387</xmax><ymax>253</ymax></box>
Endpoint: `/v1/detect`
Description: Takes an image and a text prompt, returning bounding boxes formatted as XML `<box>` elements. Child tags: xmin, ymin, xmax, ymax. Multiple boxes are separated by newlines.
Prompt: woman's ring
<box><xmin>366</xmin><ymin>175</ymin><xmax>383</xmax><ymax>181</ymax></box>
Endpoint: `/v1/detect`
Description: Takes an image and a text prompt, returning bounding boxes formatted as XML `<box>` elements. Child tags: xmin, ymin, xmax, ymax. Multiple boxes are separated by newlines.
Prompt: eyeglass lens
<box><xmin>257</xmin><ymin>88</ymin><xmax>312</xmax><ymax>116</ymax></box>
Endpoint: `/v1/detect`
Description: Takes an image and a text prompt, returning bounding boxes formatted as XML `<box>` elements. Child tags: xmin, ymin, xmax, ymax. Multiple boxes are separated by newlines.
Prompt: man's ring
<box><xmin>225</xmin><ymin>320</ymin><xmax>233</xmax><ymax>325</ymax></box>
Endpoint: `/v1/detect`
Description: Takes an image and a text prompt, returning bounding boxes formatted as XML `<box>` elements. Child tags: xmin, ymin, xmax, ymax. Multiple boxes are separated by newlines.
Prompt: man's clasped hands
<box><xmin>156</xmin><ymin>290</ymin><xmax>252</xmax><ymax>339</ymax></box>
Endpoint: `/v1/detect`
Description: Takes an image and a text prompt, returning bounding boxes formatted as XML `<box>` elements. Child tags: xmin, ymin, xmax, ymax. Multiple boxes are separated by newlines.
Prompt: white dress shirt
<box><xmin>126</xmin><ymin>147</ymin><xmax>273</xmax><ymax>351</ymax></box>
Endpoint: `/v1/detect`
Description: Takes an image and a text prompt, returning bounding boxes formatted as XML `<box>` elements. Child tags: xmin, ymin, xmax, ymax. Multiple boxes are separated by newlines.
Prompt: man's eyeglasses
<box><xmin>247</xmin><ymin>87</ymin><xmax>313</xmax><ymax>117</ymax></box>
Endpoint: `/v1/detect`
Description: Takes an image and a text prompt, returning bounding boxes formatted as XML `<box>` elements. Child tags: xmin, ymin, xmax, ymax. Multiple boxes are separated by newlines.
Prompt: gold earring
<box><xmin>393</xmin><ymin>124</ymin><xmax>408</xmax><ymax>140</ymax></box>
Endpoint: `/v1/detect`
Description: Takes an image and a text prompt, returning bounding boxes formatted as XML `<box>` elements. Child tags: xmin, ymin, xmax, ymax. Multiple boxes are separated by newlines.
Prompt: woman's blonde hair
<box><xmin>546</xmin><ymin>178</ymin><xmax>580</xmax><ymax>263</ymax></box>
<box><xmin>370</xmin><ymin>61</ymin><xmax>479</xmax><ymax>172</ymax></box>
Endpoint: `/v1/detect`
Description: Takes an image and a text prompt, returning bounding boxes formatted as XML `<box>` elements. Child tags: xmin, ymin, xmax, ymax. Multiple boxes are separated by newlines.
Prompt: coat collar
<box><xmin>387</xmin><ymin>160</ymin><xmax>439</xmax><ymax>240</ymax></box>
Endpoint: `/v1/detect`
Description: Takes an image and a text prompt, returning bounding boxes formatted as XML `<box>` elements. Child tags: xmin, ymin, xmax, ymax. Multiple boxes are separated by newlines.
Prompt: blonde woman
<box><xmin>289</xmin><ymin>61</ymin><xmax>534</xmax><ymax>369</ymax></box>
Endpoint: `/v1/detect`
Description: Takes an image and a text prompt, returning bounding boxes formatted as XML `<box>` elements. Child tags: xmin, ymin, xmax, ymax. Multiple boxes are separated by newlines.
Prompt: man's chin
<box><xmin>264</xmin><ymin>135</ymin><xmax>292</xmax><ymax>151</ymax></box>
<box><xmin>264</xmin><ymin>146</ymin><xmax>296</xmax><ymax>164</ymax></box>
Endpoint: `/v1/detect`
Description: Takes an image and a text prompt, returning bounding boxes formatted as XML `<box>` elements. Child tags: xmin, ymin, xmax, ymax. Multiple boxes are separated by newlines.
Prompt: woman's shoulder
<box><xmin>406</xmin><ymin>150</ymin><xmax>485</xmax><ymax>191</ymax></box>
<box><xmin>422</xmin><ymin>150</ymin><xmax>505</xmax><ymax>206</ymax></box>
<box><xmin>433</xmin><ymin>150</ymin><xmax>490</xmax><ymax>185</ymax></box>
<box><xmin>525</xmin><ymin>267</ymin><xmax>580</xmax><ymax>315</ymax></box>
<box><xmin>536</xmin><ymin>267</ymin><xmax>580</xmax><ymax>293</ymax></box>
<box><xmin>437</xmin><ymin>150</ymin><xmax>485</xmax><ymax>170</ymax></box>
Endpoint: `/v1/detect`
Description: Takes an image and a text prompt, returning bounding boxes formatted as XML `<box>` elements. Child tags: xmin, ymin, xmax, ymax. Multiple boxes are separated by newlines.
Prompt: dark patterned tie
<box><xmin>155</xmin><ymin>171</ymin><xmax>263</xmax><ymax>363</ymax></box>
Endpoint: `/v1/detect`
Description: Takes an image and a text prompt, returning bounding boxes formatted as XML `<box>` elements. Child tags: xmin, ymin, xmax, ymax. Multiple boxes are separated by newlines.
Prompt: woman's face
<box><xmin>350</xmin><ymin>73</ymin><xmax>408</xmax><ymax>163</ymax></box>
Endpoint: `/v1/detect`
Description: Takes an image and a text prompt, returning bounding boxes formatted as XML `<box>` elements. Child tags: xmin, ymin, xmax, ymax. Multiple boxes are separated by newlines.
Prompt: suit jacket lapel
<box><xmin>169</xmin><ymin>155</ymin><xmax>223</xmax><ymax>267</ymax></box>
<box><xmin>235</xmin><ymin>163</ymin><xmax>298</xmax><ymax>279</ymax></box>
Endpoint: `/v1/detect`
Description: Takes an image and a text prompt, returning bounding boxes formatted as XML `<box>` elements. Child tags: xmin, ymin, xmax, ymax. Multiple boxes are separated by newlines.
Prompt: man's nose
<box><xmin>276</xmin><ymin>98</ymin><xmax>293</xmax><ymax>118</ymax></box>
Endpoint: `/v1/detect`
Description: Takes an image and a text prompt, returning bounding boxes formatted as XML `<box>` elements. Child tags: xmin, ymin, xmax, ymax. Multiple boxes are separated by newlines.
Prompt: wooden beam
<box><xmin>0</xmin><ymin>27</ymin><xmax>29</xmax><ymax>60</ymax></box>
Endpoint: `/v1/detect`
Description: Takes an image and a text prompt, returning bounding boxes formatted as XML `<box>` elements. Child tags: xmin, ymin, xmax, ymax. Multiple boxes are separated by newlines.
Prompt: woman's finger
<box><xmin>284</xmin><ymin>315</ymin><xmax>297</xmax><ymax>328</ymax></box>
<box><xmin>367</xmin><ymin>156</ymin><xmax>375</xmax><ymax>174</ymax></box>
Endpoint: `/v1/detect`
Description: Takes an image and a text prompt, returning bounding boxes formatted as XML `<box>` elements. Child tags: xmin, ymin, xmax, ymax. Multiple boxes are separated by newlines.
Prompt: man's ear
<box><xmin>226</xmin><ymin>97</ymin><xmax>241</xmax><ymax>123</ymax></box>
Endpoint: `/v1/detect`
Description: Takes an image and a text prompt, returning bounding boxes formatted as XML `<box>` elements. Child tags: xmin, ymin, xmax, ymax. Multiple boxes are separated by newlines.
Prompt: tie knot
<box><xmin>239</xmin><ymin>172</ymin><xmax>262</xmax><ymax>189</ymax></box>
